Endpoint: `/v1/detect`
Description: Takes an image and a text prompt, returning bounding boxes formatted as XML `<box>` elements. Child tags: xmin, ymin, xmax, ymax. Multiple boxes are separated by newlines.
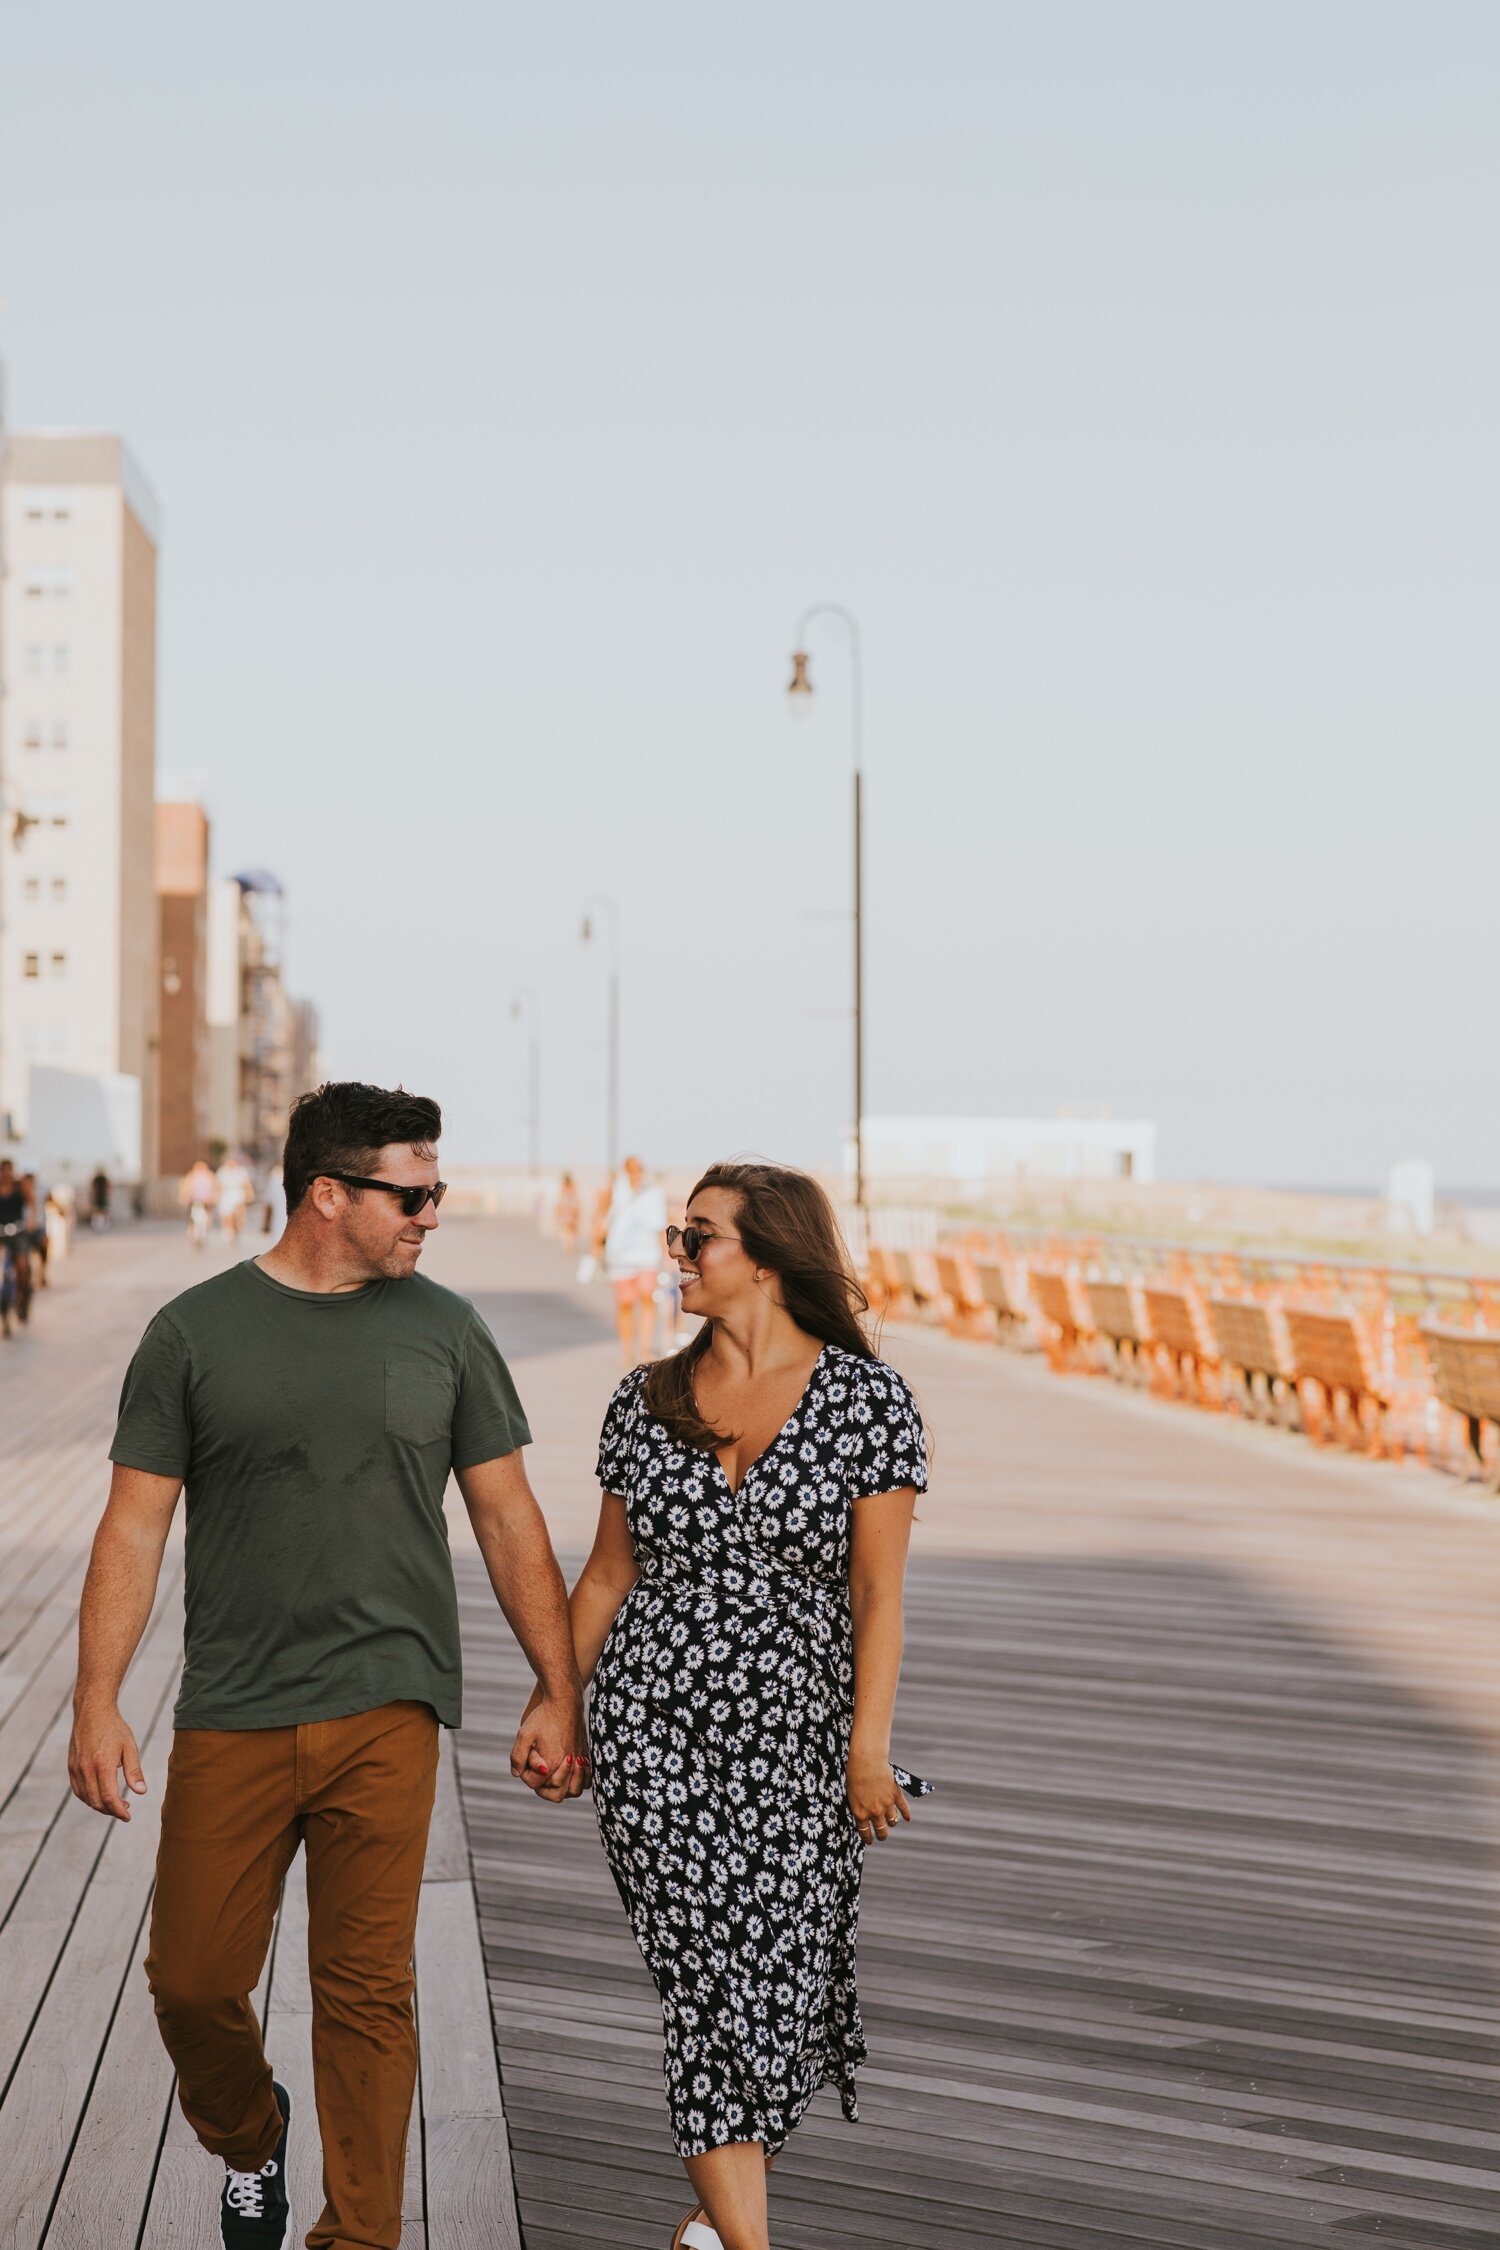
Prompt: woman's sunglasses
<box><xmin>323</xmin><ymin>1173</ymin><xmax>448</xmax><ymax>1217</ymax></box>
<box><xmin>665</xmin><ymin>1223</ymin><xmax>740</xmax><ymax>1261</ymax></box>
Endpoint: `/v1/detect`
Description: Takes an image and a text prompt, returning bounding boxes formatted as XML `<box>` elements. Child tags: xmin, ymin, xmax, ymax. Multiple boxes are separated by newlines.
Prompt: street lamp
<box><xmin>787</xmin><ymin>604</ymin><xmax>865</xmax><ymax>1206</ymax></box>
<box><xmin>509</xmin><ymin>988</ymin><xmax>540</xmax><ymax>1178</ymax></box>
<box><xmin>580</xmin><ymin>893</ymin><xmax>621</xmax><ymax>1177</ymax></box>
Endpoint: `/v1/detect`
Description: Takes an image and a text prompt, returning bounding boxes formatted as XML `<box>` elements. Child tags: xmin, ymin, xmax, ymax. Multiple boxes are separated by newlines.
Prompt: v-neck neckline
<box><xmin>709</xmin><ymin>1344</ymin><xmax>829</xmax><ymax>1500</ymax></box>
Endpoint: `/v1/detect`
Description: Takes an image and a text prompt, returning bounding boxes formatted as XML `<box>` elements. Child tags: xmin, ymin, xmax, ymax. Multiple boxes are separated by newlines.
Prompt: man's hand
<box><xmin>68</xmin><ymin>1701</ymin><xmax>147</xmax><ymax>1820</ymax></box>
<box><xmin>510</xmin><ymin>1690</ymin><xmax>589</xmax><ymax>1803</ymax></box>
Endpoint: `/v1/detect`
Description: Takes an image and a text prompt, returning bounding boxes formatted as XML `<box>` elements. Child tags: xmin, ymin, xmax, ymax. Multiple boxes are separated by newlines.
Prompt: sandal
<box><xmin>671</xmin><ymin>2210</ymin><xmax>723</xmax><ymax>2250</ymax></box>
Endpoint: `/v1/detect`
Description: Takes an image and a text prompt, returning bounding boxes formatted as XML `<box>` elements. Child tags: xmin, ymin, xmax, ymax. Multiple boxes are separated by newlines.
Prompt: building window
<box><xmin>23</xmin><ymin>568</ymin><xmax>73</xmax><ymax>599</ymax></box>
<box><xmin>24</xmin><ymin>490</ymin><xmax>75</xmax><ymax>522</ymax></box>
<box><xmin>23</xmin><ymin>953</ymin><xmax>39</xmax><ymax>980</ymax></box>
<box><xmin>50</xmin><ymin>813</ymin><xmax>68</xmax><ymax>830</ymax></box>
<box><xmin>51</xmin><ymin>722</ymin><xmax>68</xmax><ymax>752</ymax></box>
<box><xmin>52</xmin><ymin>645</ymin><xmax>70</xmax><ymax>675</ymax></box>
<box><xmin>50</xmin><ymin>952</ymin><xmax>67</xmax><ymax>978</ymax></box>
<box><xmin>51</xmin><ymin>876</ymin><xmax>67</xmax><ymax>902</ymax></box>
<box><xmin>24</xmin><ymin>644</ymin><xmax>43</xmax><ymax>675</ymax></box>
<box><xmin>23</xmin><ymin>722</ymin><xmax>43</xmax><ymax>752</ymax></box>
<box><xmin>23</xmin><ymin>878</ymin><xmax>39</xmax><ymax>903</ymax></box>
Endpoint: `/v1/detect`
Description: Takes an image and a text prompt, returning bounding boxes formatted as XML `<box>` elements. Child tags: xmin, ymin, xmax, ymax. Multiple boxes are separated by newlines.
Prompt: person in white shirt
<box><xmin>215</xmin><ymin>1155</ymin><xmax>254</xmax><ymax>1241</ymax></box>
<box><xmin>603</xmin><ymin>1155</ymin><xmax>667</xmax><ymax>1368</ymax></box>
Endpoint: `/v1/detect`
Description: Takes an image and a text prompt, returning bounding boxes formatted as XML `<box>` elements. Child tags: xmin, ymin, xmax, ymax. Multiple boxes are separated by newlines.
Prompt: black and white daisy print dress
<box><xmin>589</xmin><ymin>1344</ymin><xmax>929</xmax><ymax>2159</ymax></box>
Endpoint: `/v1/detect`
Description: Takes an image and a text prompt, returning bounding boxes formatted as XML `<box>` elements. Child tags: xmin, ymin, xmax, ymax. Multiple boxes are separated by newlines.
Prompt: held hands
<box><xmin>68</xmin><ymin>1702</ymin><xmax>147</xmax><ymax>1821</ymax></box>
<box><xmin>510</xmin><ymin>1683</ymin><xmax>591</xmax><ymax>1804</ymax></box>
<box><xmin>846</xmin><ymin>1747</ymin><xmax>910</xmax><ymax>1845</ymax></box>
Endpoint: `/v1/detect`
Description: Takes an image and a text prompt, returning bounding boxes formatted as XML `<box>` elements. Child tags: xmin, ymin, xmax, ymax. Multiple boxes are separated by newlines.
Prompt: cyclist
<box><xmin>0</xmin><ymin>1161</ymin><xmax>37</xmax><ymax>1337</ymax></box>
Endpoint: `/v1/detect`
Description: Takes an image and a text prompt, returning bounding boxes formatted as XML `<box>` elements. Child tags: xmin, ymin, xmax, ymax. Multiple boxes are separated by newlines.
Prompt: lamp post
<box><xmin>580</xmin><ymin>893</ymin><xmax>621</xmax><ymax>1177</ymax></box>
<box><xmin>787</xmin><ymin>604</ymin><xmax>865</xmax><ymax>1206</ymax></box>
<box><xmin>509</xmin><ymin>987</ymin><xmax>540</xmax><ymax>1177</ymax></box>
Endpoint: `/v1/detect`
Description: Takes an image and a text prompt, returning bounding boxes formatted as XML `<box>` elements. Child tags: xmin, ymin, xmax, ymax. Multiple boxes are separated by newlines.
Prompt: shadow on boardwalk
<box><xmin>455</xmin><ymin>1544</ymin><xmax>1500</xmax><ymax>2250</ymax></box>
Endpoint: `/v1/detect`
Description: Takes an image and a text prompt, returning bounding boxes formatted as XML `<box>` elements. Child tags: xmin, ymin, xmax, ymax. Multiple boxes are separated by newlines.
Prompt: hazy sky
<box><xmin>3</xmin><ymin>4</ymin><xmax>1496</xmax><ymax>1184</ymax></box>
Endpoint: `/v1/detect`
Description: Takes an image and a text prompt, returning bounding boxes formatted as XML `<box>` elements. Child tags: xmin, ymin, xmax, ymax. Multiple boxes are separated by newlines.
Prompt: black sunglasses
<box><xmin>665</xmin><ymin>1223</ymin><xmax>740</xmax><ymax>1261</ymax></box>
<box><xmin>324</xmin><ymin>1173</ymin><xmax>448</xmax><ymax>1217</ymax></box>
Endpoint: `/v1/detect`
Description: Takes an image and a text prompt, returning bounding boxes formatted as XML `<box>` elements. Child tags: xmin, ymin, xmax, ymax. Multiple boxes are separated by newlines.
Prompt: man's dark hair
<box><xmin>282</xmin><ymin>1081</ymin><xmax>442</xmax><ymax>1214</ymax></box>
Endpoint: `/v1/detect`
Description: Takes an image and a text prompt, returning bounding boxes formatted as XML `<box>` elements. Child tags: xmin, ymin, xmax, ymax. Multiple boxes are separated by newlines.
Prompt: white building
<box><xmin>0</xmin><ymin>433</ymin><xmax>160</xmax><ymax>1173</ymax></box>
<box><xmin>855</xmin><ymin>1115</ymin><xmax>1158</xmax><ymax>1186</ymax></box>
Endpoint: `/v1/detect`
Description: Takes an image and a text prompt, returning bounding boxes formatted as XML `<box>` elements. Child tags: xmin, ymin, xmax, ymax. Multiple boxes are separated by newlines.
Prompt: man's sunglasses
<box><xmin>665</xmin><ymin>1224</ymin><xmax>740</xmax><ymax>1261</ymax></box>
<box><xmin>323</xmin><ymin>1173</ymin><xmax>448</xmax><ymax>1217</ymax></box>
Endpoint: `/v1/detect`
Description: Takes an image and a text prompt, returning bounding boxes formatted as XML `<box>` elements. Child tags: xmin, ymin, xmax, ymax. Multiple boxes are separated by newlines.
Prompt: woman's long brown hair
<box><xmin>642</xmin><ymin>1160</ymin><xmax>875</xmax><ymax>1451</ymax></box>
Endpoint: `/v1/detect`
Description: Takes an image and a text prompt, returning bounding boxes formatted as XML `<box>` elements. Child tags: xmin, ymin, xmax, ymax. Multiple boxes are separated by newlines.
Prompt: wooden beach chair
<box><xmin>1084</xmin><ymin>1278</ymin><xmax>1146</xmax><ymax>1381</ymax></box>
<box><xmin>865</xmin><ymin>1244</ymin><xmax>906</xmax><ymax>1317</ymax></box>
<box><xmin>892</xmin><ymin>1247</ymin><xmax>940</xmax><ymax>1321</ymax></box>
<box><xmin>1283</xmin><ymin>1304</ymin><xmax>1396</xmax><ymax>1458</ymax></box>
<box><xmin>1205</xmin><ymin>1296</ymin><xmax>1298</xmax><ymax>1426</ymax></box>
<box><xmin>934</xmin><ymin>1249</ymin><xmax>993</xmax><ymax>1341</ymax></box>
<box><xmin>1420</xmin><ymin>1323</ymin><xmax>1500</xmax><ymax>1487</ymax></box>
<box><xmin>971</xmin><ymin>1256</ymin><xmax>1027</xmax><ymax>1345</ymax></box>
<box><xmin>1030</xmin><ymin>1267</ymin><xmax>1094</xmax><ymax>1372</ymax></box>
<box><xmin>1143</xmin><ymin>1285</ymin><xmax>1220</xmax><ymax>1405</ymax></box>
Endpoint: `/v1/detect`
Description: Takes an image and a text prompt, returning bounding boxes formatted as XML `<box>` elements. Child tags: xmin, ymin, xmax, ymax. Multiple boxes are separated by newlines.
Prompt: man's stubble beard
<box><xmin>374</xmin><ymin>1244</ymin><xmax>424</xmax><ymax>1280</ymax></box>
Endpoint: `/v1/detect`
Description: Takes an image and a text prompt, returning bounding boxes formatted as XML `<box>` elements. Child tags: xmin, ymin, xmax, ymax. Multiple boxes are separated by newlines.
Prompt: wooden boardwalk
<box><xmin>2</xmin><ymin>1215</ymin><xmax>1499</xmax><ymax>2248</ymax></box>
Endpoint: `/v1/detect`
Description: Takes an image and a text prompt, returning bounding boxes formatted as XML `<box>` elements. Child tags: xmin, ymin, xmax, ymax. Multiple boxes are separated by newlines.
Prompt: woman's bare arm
<box><xmin>571</xmin><ymin>1492</ymin><xmax>640</xmax><ymax>1680</ymax></box>
<box><xmin>847</xmin><ymin>1485</ymin><xmax>917</xmax><ymax>1842</ymax></box>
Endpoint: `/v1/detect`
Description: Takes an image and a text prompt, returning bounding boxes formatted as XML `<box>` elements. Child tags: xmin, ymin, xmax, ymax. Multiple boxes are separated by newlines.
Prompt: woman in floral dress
<box><xmin>529</xmin><ymin>1160</ymin><xmax>929</xmax><ymax>2250</ymax></box>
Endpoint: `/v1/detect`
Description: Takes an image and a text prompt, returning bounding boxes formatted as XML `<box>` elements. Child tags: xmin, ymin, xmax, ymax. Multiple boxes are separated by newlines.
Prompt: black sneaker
<box><xmin>220</xmin><ymin>2080</ymin><xmax>290</xmax><ymax>2245</ymax></box>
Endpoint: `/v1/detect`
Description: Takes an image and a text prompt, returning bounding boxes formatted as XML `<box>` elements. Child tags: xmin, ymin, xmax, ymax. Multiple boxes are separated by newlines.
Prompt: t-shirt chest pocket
<box><xmin>384</xmin><ymin>1353</ymin><xmax>454</xmax><ymax>1448</ymax></box>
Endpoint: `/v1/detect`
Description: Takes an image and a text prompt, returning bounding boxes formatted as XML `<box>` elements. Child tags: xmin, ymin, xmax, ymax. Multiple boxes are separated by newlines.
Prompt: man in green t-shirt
<box><xmin>67</xmin><ymin>1081</ymin><xmax>587</xmax><ymax>2250</ymax></box>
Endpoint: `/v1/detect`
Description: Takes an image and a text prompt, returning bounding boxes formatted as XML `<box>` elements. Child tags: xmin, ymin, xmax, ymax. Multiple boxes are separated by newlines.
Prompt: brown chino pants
<box><xmin>145</xmin><ymin>1700</ymin><xmax>439</xmax><ymax>2250</ymax></box>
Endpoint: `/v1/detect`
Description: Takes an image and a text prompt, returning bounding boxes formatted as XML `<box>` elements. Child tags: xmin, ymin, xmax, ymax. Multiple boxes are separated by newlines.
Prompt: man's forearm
<box><xmin>475</xmin><ymin>1501</ymin><xmax>582</xmax><ymax>1699</ymax></box>
<box><xmin>74</xmin><ymin>1520</ymin><xmax>166</xmax><ymax>1709</ymax></box>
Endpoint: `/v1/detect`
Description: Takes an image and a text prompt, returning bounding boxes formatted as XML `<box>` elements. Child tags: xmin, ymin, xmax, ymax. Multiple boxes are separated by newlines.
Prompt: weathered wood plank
<box><xmin>415</xmin><ymin>1876</ymin><xmax>521</xmax><ymax>2248</ymax></box>
<box><xmin>0</xmin><ymin>1644</ymin><xmax>178</xmax><ymax>2246</ymax></box>
<box><xmin>43</xmin><ymin>1945</ymin><xmax>175</xmax><ymax>2249</ymax></box>
<box><xmin>424</xmin><ymin>1724</ymin><xmax>471</xmax><ymax>1884</ymax></box>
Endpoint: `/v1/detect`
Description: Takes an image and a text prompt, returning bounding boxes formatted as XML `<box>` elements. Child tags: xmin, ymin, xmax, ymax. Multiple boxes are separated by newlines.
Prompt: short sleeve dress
<box><xmin>588</xmin><ymin>1344</ymin><xmax>929</xmax><ymax>2158</ymax></box>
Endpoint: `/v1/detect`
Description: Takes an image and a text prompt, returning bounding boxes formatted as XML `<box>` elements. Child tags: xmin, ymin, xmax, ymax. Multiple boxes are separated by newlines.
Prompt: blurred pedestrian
<box><xmin>89</xmin><ymin>1168</ymin><xmax>112</xmax><ymax>1231</ymax></box>
<box><xmin>179</xmin><ymin>1159</ymin><xmax>218</xmax><ymax>1250</ymax></box>
<box><xmin>46</xmin><ymin>1181</ymin><xmax>74</xmax><ymax>1264</ymax></box>
<box><xmin>215</xmin><ymin>1152</ymin><xmax>254</xmax><ymax>1241</ymax></box>
<box><xmin>603</xmin><ymin>1155</ymin><xmax>667</xmax><ymax>1367</ymax></box>
<box><xmin>555</xmin><ymin>1170</ymin><xmax>581</xmax><ymax>1255</ymax></box>
<box><xmin>21</xmin><ymin>1172</ymin><xmax>48</xmax><ymax>1286</ymax></box>
<box><xmin>262</xmin><ymin>1159</ymin><xmax>287</xmax><ymax>1238</ymax></box>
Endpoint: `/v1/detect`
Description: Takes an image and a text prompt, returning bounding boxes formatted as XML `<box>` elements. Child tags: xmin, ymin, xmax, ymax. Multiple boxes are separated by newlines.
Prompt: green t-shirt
<box><xmin>110</xmin><ymin>1258</ymin><xmax>531</xmax><ymax>1731</ymax></box>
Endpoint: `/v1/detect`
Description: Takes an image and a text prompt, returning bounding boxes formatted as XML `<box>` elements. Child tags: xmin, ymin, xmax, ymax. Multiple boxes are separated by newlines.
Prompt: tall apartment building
<box><xmin>206</xmin><ymin>871</ymin><xmax>321</xmax><ymax>1164</ymax></box>
<box><xmin>155</xmin><ymin>796</ymin><xmax>211</xmax><ymax>1175</ymax></box>
<box><xmin>0</xmin><ymin>432</ymin><xmax>160</xmax><ymax>1169</ymax></box>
